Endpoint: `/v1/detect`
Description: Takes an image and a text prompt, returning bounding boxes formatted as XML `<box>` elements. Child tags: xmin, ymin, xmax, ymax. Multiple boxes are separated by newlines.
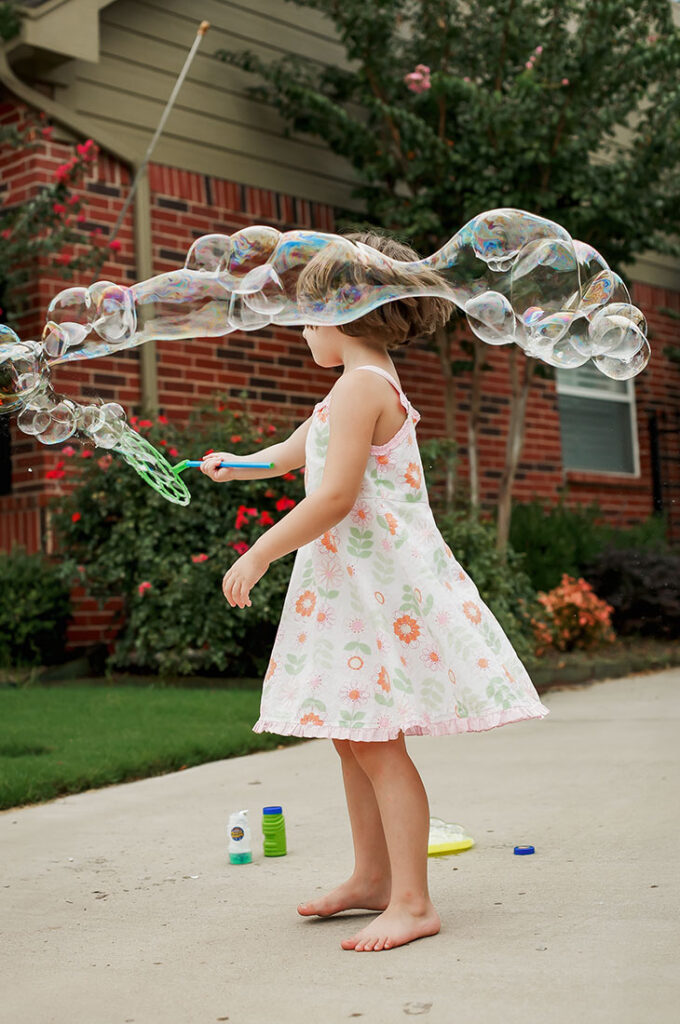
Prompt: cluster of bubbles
<box><xmin>0</xmin><ymin>208</ymin><xmax>649</xmax><ymax>503</ymax></box>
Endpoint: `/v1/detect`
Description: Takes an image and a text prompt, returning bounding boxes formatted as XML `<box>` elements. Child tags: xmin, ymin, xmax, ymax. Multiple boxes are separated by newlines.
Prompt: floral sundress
<box><xmin>253</xmin><ymin>364</ymin><xmax>550</xmax><ymax>741</ymax></box>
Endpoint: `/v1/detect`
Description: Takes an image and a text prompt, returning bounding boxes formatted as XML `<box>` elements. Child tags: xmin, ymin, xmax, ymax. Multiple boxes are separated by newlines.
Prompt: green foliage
<box><xmin>582</xmin><ymin>547</ymin><xmax>680</xmax><ymax>637</ymax></box>
<box><xmin>510</xmin><ymin>498</ymin><xmax>671</xmax><ymax>592</ymax></box>
<box><xmin>436</xmin><ymin>509</ymin><xmax>543</xmax><ymax>661</ymax></box>
<box><xmin>0</xmin><ymin>547</ymin><xmax>72</xmax><ymax>667</ymax></box>
<box><xmin>51</xmin><ymin>400</ymin><xmax>305</xmax><ymax>676</ymax></box>
<box><xmin>217</xmin><ymin>0</ymin><xmax>680</xmax><ymax>268</ymax></box>
<box><xmin>0</xmin><ymin>1</ymin><xmax>20</xmax><ymax>41</ymax></box>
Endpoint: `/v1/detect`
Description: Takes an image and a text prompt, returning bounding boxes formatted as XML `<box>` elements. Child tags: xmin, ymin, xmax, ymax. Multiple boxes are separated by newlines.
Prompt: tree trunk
<box><xmin>496</xmin><ymin>351</ymin><xmax>536</xmax><ymax>555</ymax></box>
<box><xmin>435</xmin><ymin>323</ymin><xmax>457</xmax><ymax>511</ymax></box>
<box><xmin>467</xmin><ymin>336</ymin><xmax>484</xmax><ymax>510</ymax></box>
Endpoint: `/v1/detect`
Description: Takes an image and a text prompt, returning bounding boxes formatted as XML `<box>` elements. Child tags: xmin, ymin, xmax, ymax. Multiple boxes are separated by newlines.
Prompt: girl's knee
<box><xmin>349</xmin><ymin>733</ymin><xmax>405</xmax><ymax>766</ymax></box>
<box><xmin>332</xmin><ymin>737</ymin><xmax>353</xmax><ymax>758</ymax></box>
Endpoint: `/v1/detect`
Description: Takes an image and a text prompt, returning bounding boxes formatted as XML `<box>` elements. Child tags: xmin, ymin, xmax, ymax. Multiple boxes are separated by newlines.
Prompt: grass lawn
<box><xmin>0</xmin><ymin>685</ymin><xmax>303</xmax><ymax>811</ymax></box>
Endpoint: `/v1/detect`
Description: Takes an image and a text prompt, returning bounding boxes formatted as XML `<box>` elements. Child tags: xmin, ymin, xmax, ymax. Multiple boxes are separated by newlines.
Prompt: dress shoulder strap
<box><xmin>354</xmin><ymin>364</ymin><xmax>409</xmax><ymax>412</ymax></box>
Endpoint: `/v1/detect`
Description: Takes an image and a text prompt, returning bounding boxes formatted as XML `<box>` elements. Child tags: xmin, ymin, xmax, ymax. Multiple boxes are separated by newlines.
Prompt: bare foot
<box><xmin>297</xmin><ymin>877</ymin><xmax>390</xmax><ymax>918</ymax></box>
<box><xmin>341</xmin><ymin>900</ymin><xmax>441</xmax><ymax>951</ymax></box>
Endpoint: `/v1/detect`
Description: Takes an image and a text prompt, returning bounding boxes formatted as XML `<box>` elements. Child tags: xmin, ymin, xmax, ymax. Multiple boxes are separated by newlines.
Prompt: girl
<box><xmin>201</xmin><ymin>231</ymin><xmax>550</xmax><ymax>953</ymax></box>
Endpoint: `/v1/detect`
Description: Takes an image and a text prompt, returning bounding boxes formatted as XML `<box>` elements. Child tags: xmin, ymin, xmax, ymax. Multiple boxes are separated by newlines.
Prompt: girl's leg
<box><xmin>297</xmin><ymin>738</ymin><xmax>392</xmax><ymax>916</ymax></box>
<box><xmin>340</xmin><ymin>733</ymin><xmax>440</xmax><ymax>951</ymax></box>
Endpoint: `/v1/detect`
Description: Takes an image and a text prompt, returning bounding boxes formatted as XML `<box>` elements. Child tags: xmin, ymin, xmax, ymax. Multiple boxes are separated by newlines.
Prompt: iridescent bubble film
<box><xmin>0</xmin><ymin>208</ymin><xmax>650</xmax><ymax>503</ymax></box>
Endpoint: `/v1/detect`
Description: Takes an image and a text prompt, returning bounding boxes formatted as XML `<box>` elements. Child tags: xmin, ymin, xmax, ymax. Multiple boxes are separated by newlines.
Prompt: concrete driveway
<box><xmin>1</xmin><ymin>667</ymin><xmax>678</xmax><ymax>1024</ymax></box>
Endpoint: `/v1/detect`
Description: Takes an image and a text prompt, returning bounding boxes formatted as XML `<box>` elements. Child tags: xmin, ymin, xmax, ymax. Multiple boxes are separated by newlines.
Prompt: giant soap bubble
<box><xmin>0</xmin><ymin>208</ymin><xmax>650</xmax><ymax>504</ymax></box>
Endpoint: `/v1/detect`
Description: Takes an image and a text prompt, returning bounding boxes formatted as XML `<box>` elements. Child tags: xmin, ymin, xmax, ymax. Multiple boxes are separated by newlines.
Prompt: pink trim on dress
<box><xmin>316</xmin><ymin>365</ymin><xmax>421</xmax><ymax>456</ymax></box>
<box><xmin>253</xmin><ymin>701</ymin><xmax>550</xmax><ymax>741</ymax></box>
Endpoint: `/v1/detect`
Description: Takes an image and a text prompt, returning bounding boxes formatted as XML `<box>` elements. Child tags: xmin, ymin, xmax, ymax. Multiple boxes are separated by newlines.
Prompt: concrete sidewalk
<box><xmin>1</xmin><ymin>668</ymin><xmax>678</xmax><ymax>1024</ymax></box>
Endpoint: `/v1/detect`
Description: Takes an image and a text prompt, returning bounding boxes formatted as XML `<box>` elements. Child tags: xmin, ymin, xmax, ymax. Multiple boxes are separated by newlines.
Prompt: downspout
<box><xmin>0</xmin><ymin>47</ymin><xmax>158</xmax><ymax>412</ymax></box>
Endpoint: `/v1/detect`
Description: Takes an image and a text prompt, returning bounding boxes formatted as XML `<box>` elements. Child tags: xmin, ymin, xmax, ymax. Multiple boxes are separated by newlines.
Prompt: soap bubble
<box><xmin>1</xmin><ymin>207</ymin><xmax>651</xmax><ymax>503</ymax></box>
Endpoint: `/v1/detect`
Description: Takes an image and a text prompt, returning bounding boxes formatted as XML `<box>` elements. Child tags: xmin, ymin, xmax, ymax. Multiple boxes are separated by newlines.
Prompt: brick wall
<box><xmin>2</xmin><ymin>98</ymin><xmax>680</xmax><ymax>651</ymax></box>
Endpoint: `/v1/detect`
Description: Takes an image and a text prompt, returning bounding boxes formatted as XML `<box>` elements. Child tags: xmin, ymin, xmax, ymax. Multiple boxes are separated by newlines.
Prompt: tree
<box><xmin>217</xmin><ymin>0</ymin><xmax>680</xmax><ymax>546</ymax></box>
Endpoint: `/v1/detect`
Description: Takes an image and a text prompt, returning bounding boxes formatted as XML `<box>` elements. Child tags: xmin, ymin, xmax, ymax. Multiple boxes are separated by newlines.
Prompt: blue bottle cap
<box><xmin>263</xmin><ymin>805</ymin><xmax>283</xmax><ymax>815</ymax></box>
<box><xmin>514</xmin><ymin>845</ymin><xmax>535</xmax><ymax>855</ymax></box>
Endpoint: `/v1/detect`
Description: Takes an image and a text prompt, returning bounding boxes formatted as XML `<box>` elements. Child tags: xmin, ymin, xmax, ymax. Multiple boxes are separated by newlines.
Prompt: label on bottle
<box><xmin>230</xmin><ymin>826</ymin><xmax>245</xmax><ymax>841</ymax></box>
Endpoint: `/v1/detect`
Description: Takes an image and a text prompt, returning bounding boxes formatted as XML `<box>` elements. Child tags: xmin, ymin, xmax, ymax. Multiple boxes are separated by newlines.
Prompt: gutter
<box><xmin>0</xmin><ymin>45</ymin><xmax>158</xmax><ymax>412</ymax></box>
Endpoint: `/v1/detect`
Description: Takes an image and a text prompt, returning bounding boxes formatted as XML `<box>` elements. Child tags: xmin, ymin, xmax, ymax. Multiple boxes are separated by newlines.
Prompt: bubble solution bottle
<box><xmin>262</xmin><ymin>805</ymin><xmax>287</xmax><ymax>856</ymax></box>
<box><xmin>228</xmin><ymin>809</ymin><xmax>253</xmax><ymax>864</ymax></box>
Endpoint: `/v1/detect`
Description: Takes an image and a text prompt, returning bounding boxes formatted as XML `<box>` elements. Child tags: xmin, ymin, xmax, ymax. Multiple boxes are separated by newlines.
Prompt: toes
<box><xmin>374</xmin><ymin>936</ymin><xmax>386</xmax><ymax>951</ymax></box>
<box><xmin>341</xmin><ymin>936</ymin><xmax>358</xmax><ymax>950</ymax></box>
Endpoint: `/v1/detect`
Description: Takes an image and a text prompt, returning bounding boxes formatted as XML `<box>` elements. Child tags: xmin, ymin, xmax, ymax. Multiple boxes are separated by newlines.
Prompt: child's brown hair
<box><xmin>297</xmin><ymin>230</ymin><xmax>455</xmax><ymax>350</ymax></box>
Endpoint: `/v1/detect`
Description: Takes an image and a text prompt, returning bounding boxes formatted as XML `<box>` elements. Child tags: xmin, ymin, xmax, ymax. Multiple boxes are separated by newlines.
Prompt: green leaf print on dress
<box><xmin>486</xmin><ymin>676</ymin><xmax>517</xmax><ymax>709</ymax></box>
<box><xmin>285</xmin><ymin>652</ymin><xmax>307</xmax><ymax>675</ymax></box>
<box><xmin>339</xmin><ymin>709</ymin><xmax>366</xmax><ymax>729</ymax></box>
<box><xmin>348</xmin><ymin>527</ymin><xmax>374</xmax><ymax>559</ymax></box>
<box><xmin>392</xmin><ymin>666</ymin><xmax>414</xmax><ymax>694</ymax></box>
<box><xmin>373</xmin><ymin>547</ymin><xmax>396</xmax><ymax>587</ymax></box>
<box><xmin>479</xmin><ymin>619</ymin><xmax>503</xmax><ymax>655</ymax></box>
<box><xmin>422</xmin><ymin>675</ymin><xmax>446</xmax><ymax>710</ymax></box>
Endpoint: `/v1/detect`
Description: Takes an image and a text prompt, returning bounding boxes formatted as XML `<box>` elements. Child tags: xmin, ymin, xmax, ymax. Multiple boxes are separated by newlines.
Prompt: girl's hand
<box><xmin>200</xmin><ymin>451</ymin><xmax>239</xmax><ymax>483</ymax></box>
<box><xmin>222</xmin><ymin>547</ymin><xmax>270</xmax><ymax>608</ymax></box>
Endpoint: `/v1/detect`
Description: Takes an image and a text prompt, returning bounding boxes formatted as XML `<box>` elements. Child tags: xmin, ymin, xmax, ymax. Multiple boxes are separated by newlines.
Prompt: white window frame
<box><xmin>555</xmin><ymin>366</ymin><xmax>641</xmax><ymax>477</ymax></box>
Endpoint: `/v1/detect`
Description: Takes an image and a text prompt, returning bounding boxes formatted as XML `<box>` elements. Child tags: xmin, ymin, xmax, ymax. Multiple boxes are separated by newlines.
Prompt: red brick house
<box><xmin>1</xmin><ymin>1</ymin><xmax>679</xmax><ymax>648</ymax></box>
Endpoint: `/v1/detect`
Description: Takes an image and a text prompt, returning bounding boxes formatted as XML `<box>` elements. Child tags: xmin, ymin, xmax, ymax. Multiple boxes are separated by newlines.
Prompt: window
<box><xmin>555</xmin><ymin>362</ymin><xmax>639</xmax><ymax>475</ymax></box>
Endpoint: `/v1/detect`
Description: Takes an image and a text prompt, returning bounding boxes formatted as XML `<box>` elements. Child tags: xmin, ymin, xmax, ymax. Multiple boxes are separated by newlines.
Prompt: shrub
<box><xmin>436</xmin><ymin>510</ymin><xmax>546</xmax><ymax>662</ymax></box>
<box><xmin>510</xmin><ymin>498</ymin><xmax>671</xmax><ymax>592</ymax></box>
<box><xmin>50</xmin><ymin>400</ymin><xmax>305</xmax><ymax>676</ymax></box>
<box><xmin>0</xmin><ymin>546</ymin><xmax>72</xmax><ymax>666</ymax></box>
<box><xmin>531</xmin><ymin>573</ymin><xmax>615</xmax><ymax>655</ymax></box>
<box><xmin>582</xmin><ymin>547</ymin><xmax>680</xmax><ymax>637</ymax></box>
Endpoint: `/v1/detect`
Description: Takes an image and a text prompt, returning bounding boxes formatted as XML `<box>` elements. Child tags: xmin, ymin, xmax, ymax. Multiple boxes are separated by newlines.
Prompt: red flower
<box><xmin>264</xmin><ymin>489</ymin><xmax>275</xmax><ymax>498</ymax></box>
<box><xmin>168</xmin><ymin>447</ymin><xmax>178</xmax><ymax>457</ymax></box>
<box><xmin>158</xmin><ymin>415</ymin><xmax>168</xmax><ymax>425</ymax></box>
<box><xmin>55</xmin><ymin>162</ymin><xmax>73</xmax><ymax>182</ymax></box>
<box><xmin>62</xmin><ymin>445</ymin><xmax>76</xmax><ymax>456</ymax></box>
<box><xmin>138</xmin><ymin>419</ymin><xmax>152</xmax><ymax>429</ymax></box>
<box><xmin>231</xmin><ymin>541</ymin><xmax>250</xmax><ymax>555</ymax></box>
<box><xmin>46</xmin><ymin>468</ymin><xmax>65</xmax><ymax>480</ymax></box>
<box><xmin>276</xmin><ymin>497</ymin><xmax>296</xmax><ymax>512</ymax></box>
<box><xmin>108</xmin><ymin>239</ymin><xmax>121</xmax><ymax>252</ymax></box>
<box><xmin>41</xmin><ymin>126</ymin><xmax>53</xmax><ymax>140</ymax></box>
<box><xmin>259</xmin><ymin>511</ymin><xmax>275</xmax><ymax>526</ymax></box>
<box><xmin>81</xmin><ymin>449</ymin><xmax>94</xmax><ymax>458</ymax></box>
<box><xmin>266</xmin><ymin>424</ymin><xmax>276</xmax><ymax>435</ymax></box>
<box><xmin>137</xmin><ymin>581</ymin><xmax>152</xmax><ymax>595</ymax></box>
<box><xmin>235</xmin><ymin>505</ymin><xmax>258</xmax><ymax>529</ymax></box>
<box><xmin>191</xmin><ymin>553</ymin><xmax>209</xmax><ymax>563</ymax></box>
<box><xmin>52</xmin><ymin>202</ymin><xmax>67</xmax><ymax>215</ymax></box>
<box><xmin>282</xmin><ymin>472</ymin><xmax>296</xmax><ymax>480</ymax></box>
<box><xmin>230</xmin><ymin>435</ymin><xmax>242</xmax><ymax>443</ymax></box>
<box><xmin>203</xmin><ymin>448</ymin><xmax>214</xmax><ymax>457</ymax></box>
<box><xmin>71</xmin><ymin>512</ymin><xmax>81</xmax><ymax>522</ymax></box>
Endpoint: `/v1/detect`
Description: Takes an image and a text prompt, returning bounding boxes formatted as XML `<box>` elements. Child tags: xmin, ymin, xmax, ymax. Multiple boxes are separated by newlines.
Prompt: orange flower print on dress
<box><xmin>264</xmin><ymin>658</ymin><xmax>277</xmax><ymax>681</ymax></box>
<box><xmin>376</xmin><ymin>666</ymin><xmax>391</xmax><ymax>692</ymax></box>
<box><xmin>384</xmin><ymin>512</ymin><xmax>398</xmax><ymax>536</ymax></box>
<box><xmin>317</xmin><ymin>405</ymin><xmax>329</xmax><ymax>423</ymax></box>
<box><xmin>300</xmin><ymin>711</ymin><xmax>324</xmax><ymax>726</ymax></box>
<box><xmin>295</xmin><ymin>590</ymin><xmax>317</xmax><ymax>617</ymax></box>
<box><xmin>319</xmin><ymin>530</ymin><xmax>338</xmax><ymax>553</ymax></box>
<box><xmin>374</xmin><ymin>590</ymin><xmax>385</xmax><ymax>604</ymax></box>
<box><xmin>463</xmin><ymin>600</ymin><xmax>482</xmax><ymax>624</ymax></box>
<box><xmin>444</xmin><ymin>543</ymin><xmax>453</xmax><ymax>559</ymax></box>
<box><xmin>458</xmin><ymin>569</ymin><xmax>467</xmax><ymax>581</ymax></box>
<box><xmin>343</xmin><ymin>684</ymin><xmax>368</xmax><ymax>706</ymax></box>
<box><xmin>347</xmin><ymin>655</ymin><xmax>364</xmax><ymax>670</ymax></box>
<box><xmin>448</xmin><ymin>668</ymin><xmax>457</xmax><ymax>684</ymax></box>
<box><xmin>374</xmin><ymin>452</ymin><xmax>391</xmax><ymax>474</ymax></box>
<box><xmin>421</xmin><ymin>648</ymin><xmax>443</xmax><ymax>670</ymax></box>
<box><xmin>394</xmin><ymin>613</ymin><xmax>421</xmax><ymax>645</ymax></box>
<box><xmin>346</xmin><ymin>564</ymin><xmax>356</xmax><ymax>577</ymax></box>
<box><xmin>297</xmin><ymin>632</ymin><xmax>307</xmax><ymax>645</ymax></box>
<box><xmin>350</xmin><ymin>501</ymin><xmax>372</xmax><ymax>526</ymax></box>
<box><xmin>404</xmin><ymin>462</ymin><xmax>421</xmax><ymax>489</ymax></box>
<box><xmin>478</xmin><ymin>657</ymin><xmax>489</xmax><ymax>669</ymax></box>
<box><xmin>503</xmin><ymin>664</ymin><xmax>516</xmax><ymax>684</ymax></box>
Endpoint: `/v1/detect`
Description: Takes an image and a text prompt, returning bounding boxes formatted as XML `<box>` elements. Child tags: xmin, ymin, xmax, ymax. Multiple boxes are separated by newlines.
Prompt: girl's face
<box><xmin>302</xmin><ymin>324</ymin><xmax>345</xmax><ymax>367</ymax></box>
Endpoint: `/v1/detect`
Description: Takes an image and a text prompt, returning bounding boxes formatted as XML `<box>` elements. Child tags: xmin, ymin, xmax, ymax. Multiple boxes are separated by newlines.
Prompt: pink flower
<box><xmin>41</xmin><ymin>126</ymin><xmax>54</xmax><ymax>140</ymax></box>
<box><xmin>138</xmin><ymin>581</ymin><xmax>152</xmax><ymax>595</ymax></box>
<box><xmin>231</xmin><ymin>541</ymin><xmax>250</xmax><ymax>555</ymax></box>
<box><xmin>525</xmin><ymin>60</ymin><xmax>534</xmax><ymax>69</ymax></box>
<box><xmin>62</xmin><ymin>445</ymin><xmax>76</xmax><ymax>456</ymax></box>
<box><xmin>168</xmin><ymin>447</ymin><xmax>178</xmax><ymax>457</ymax></box>
<box><xmin>97</xmin><ymin>454</ymin><xmax>113</xmax><ymax>470</ymax></box>
<box><xmin>463</xmin><ymin>76</ymin><xmax>471</xmax><ymax>83</ymax></box>
<box><xmin>81</xmin><ymin>449</ymin><xmax>94</xmax><ymax>458</ymax></box>
<box><xmin>562</xmin><ymin>78</ymin><xmax>570</xmax><ymax>86</ymax></box>
<box><xmin>191</xmin><ymin>553</ymin><xmax>209</xmax><ymax>563</ymax></box>
<box><xmin>138</xmin><ymin>419</ymin><xmax>152</xmax><ymax>428</ymax></box>
<box><xmin>108</xmin><ymin>239</ymin><xmax>121</xmax><ymax>252</ymax></box>
<box><xmin>404</xmin><ymin>63</ymin><xmax>431</xmax><ymax>93</ymax></box>
<box><xmin>230</xmin><ymin>434</ymin><xmax>242</xmax><ymax>443</ymax></box>
<box><xmin>52</xmin><ymin>202</ymin><xmax>67</xmax><ymax>215</ymax></box>
<box><xmin>535</xmin><ymin>45</ymin><xmax>543</xmax><ymax>54</ymax></box>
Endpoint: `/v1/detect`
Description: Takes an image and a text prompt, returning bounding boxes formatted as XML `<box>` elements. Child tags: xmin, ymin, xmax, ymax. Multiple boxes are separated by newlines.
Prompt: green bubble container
<box><xmin>262</xmin><ymin>805</ymin><xmax>287</xmax><ymax>856</ymax></box>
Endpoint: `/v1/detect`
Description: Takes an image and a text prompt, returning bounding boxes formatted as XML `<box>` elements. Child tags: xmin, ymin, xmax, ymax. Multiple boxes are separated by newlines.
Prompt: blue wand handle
<box><xmin>184</xmin><ymin>460</ymin><xmax>274</xmax><ymax>469</ymax></box>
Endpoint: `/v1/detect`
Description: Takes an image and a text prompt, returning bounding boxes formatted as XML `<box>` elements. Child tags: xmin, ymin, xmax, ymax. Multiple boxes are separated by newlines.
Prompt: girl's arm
<box><xmin>222</xmin><ymin>371</ymin><xmax>387</xmax><ymax>607</ymax></box>
<box><xmin>200</xmin><ymin>414</ymin><xmax>313</xmax><ymax>482</ymax></box>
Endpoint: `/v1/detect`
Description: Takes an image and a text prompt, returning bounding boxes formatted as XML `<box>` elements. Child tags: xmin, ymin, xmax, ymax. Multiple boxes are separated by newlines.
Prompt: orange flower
<box><xmin>347</xmin><ymin>687</ymin><xmax>362</xmax><ymax>701</ymax></box>
<box><xmin>384</xmin><ymin>512</ymin><xmax>398</xmax><ymax>536</ymax></box>
<box><xmin>318</xmin><ymin>406</ymin><xmax>329</xmax><ymax>422</ymax></box>
<box><xmin>377</xmin><ymin>666</ymin><xmax>391</xmax><ymax>692</ymax></box>
<box><xmin>320</xmin><ymin>530</ymin><xmax>338</xmax><ymax>553</ymax></box>
<box><xmin>347</xmin><ymin>655</ymin><xmax>364</xmax><ymax>670</ymax></box>
<box><xmin>347</xmin><ymin>564</ymin><xmax>356</xmax><ymax>577</ymax></box>
<box><xmin>297</xmin><ymin>632</ymin><xmax>307</xmax><ymax>645</ymax></box>
<box><xmin>299</xmin><ymin>711</ymin><xmax>324</xmax><ymax>726</ymax></box>
<box><xmin>265</xmin><ymin>659</ymin><xmax>277</xmax><ymax>681</ymax></box>
<box><xmin>374</xmin><ymin>590</ymin><xmax>385</xmax><ymax>604</ymax></box>
<box><xmin>295</xmin><ymin>590</ymin><xmax>317</xmax><ymax>617</ymax></box>
<box><xmin>463</xmin><ymin>600</ymin><xmax>482</xmax><ymax>624</ymax></box>
<box><xmin>375</xmin><ymin>453</ymin><xmax>390</xmax><ymax>467</ymax></box>
<box><xmin>478</xmin><ymin>657</ymin><xmax>489</xmax><ymax>669</ymax></box>
<box><xmin>394</xmin><ymin>613</ymin><xmax>420</xmax><ymax>645</ymax></box>
<box><xmin>404</xmin><ymin>462</ymin><xmax>421</xmax><ymax>488</ymax></box>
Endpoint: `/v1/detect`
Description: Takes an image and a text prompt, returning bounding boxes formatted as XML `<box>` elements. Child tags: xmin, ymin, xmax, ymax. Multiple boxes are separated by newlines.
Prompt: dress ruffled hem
<box><xmin>252</xmin><ymin>701</ymin><xmax>550</xmax><ymax>741</ymax></box>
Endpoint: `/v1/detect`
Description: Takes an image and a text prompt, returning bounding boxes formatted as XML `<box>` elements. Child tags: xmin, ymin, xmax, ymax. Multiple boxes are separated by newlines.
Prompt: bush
<box><xmin>50</xmin><ymin>400</ymin><xmax>305</xmax><ymax>676</ymax></box>
<box><xmin>582</xmin><ymin>547</ymin><xmax>680</xmax><ymax>637</ymax></box>
<box><xmin>0</xmin><ymin>546</ymin><xmax>72</xmax><ymax>666</ymax></box>
<box><xmin>436</xmin><ymin>510</ymin><xmax>545</xmax><ymax>662</ymax></box>
<box><xmin>509</xmin><ymin>498</ymin><xmax>671</xmax><ymax>592</ymax></box>
<box><xmin>531</xmin><ymin>573</ymin><xmax>615</xmax><ymax>655</ymax></box>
